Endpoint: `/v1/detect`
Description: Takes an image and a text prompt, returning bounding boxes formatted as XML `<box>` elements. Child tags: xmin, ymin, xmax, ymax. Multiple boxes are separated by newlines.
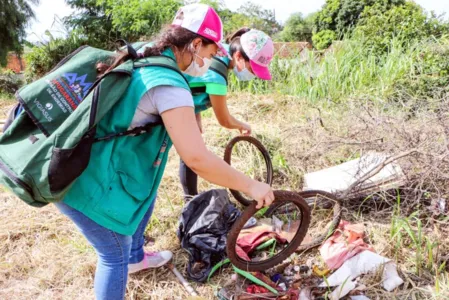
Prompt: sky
<box><xmin>26</xmin><ymin>0</ymin><xmax>449</xmax><ymax>42</ymax></box>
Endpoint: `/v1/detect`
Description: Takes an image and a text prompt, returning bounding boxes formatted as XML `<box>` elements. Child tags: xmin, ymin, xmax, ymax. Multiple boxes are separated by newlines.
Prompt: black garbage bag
<box><xmin>177</xmin><ymin>189</ymin><xmax>241</xmax><ymax>282</ymax></box>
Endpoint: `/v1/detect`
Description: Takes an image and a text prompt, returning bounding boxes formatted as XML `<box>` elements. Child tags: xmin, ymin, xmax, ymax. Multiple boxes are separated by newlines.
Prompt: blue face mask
<box><xmin>233</xmin><ymin>66</ymin><xmax>256</xmax><ymax>81</ymax></box>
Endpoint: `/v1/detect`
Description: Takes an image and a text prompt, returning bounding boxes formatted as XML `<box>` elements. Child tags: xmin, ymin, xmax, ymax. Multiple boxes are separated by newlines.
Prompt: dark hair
<box><xmin>226</xmin><ymin>27</ymin><xmax>251</xmax><ymax>61</ymax></box>
<box><xmin>97</xmin><ymin>25</ymin><xmax>215</xmax><ymax>76</ymax></box>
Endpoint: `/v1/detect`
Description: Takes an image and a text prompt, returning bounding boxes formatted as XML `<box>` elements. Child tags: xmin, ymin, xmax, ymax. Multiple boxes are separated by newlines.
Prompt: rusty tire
<box><xmin>226</xmin><ymin>190</ymin><xmax>311</xmax><ymax>271</ymax></box>
<box><xmin>223</xmin><ymin>136</ymin><xmax>273</xmax><ymax>206</ymax></box>
<box><xmin>265</xmin><ymin>190</ymin><xmax>342</xmax><ymax>253</ymax></box>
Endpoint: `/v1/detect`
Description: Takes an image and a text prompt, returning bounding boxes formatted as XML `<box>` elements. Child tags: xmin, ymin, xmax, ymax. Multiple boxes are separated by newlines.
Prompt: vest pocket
<box><xmin>94</xmin><ymin>169</ymin><xmax>152</xmax><ymax>225</ymax></box>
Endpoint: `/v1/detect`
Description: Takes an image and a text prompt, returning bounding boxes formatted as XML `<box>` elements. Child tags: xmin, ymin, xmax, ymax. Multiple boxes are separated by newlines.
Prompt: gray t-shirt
<box><xmin>130</xmin><ymin>85</ymin><xmax>193</xmax><ymax>128</ymax></box>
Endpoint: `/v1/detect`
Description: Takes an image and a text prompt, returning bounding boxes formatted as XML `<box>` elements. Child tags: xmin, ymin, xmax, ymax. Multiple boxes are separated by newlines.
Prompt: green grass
<box><xmin>230</xmin><ymin>37</ymin><xmax>448</xmax><ymax>106</ymax></box>
<box><xmin>0</xmin><ymin>92</ymin><xmax>15</xmax><ymax>103</ymax></box>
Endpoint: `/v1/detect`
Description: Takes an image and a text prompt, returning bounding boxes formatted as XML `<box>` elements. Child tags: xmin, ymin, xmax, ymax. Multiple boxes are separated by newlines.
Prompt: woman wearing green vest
<box><xmin>180</xmin><ymin>28</ymin><xmax>274</xmax><ymax>198</ymax></box>
<box><xmin>54</xmin><ymin>4</ymin><xmax>274</xmax><ymax>300</ymax></box>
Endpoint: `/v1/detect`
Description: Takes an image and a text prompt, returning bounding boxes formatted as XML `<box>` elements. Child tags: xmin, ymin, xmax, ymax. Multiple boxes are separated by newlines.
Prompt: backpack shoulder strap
<box><xmin>131</xmin><ymin>41</ymin><xmax>149</xmax><ymax>52</ymax></box>
<box><xmin>94</xmin><ymin>116</ymin><xmax>163</xmax><ymax>143</ymax></box>
<box><xmin>209</xmin><ymin>57</ymin><xmax>229</xmax><ymax>84</ymax></box>
<box><xmin>134</xmin><ymin>55</ymin><xmax>190</xmax><ymax>87</ymax></box>
<box><xmin>93</xmin><ymin>55</ymin><xmax>190</xmax><ymax>142</ymax></box>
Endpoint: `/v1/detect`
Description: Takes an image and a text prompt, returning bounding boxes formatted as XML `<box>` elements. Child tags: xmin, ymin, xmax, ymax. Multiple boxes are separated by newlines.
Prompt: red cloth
<box><xmin>320</xmin><ymin>220</ymin><xmax>374</xmax><ymax>270</ymax></box>
<box><xmin>246</xmin><ymin>285</ymin><xmax>269</xmax><ymax>294</ymax></box>
<box><xmin>236</xmin><ymin>230</ymin><xmax>287</xmax><ymax>261</ymax></box>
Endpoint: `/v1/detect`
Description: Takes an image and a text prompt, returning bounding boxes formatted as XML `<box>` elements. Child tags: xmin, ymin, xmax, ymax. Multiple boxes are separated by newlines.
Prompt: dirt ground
<box><xmin>0</xmin><ymin>94</ymin><xmax>448</xmax><ymax>299</ymax></box>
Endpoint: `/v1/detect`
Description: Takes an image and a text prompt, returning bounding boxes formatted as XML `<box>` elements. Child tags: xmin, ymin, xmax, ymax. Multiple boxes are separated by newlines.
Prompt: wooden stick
<box><xmin>166</xmin><ymin>263</ymin><xmax>199</xmax><ymax>297</ymax></box>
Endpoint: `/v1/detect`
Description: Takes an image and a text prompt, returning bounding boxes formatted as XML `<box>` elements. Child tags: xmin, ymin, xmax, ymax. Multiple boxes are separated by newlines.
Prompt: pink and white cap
<box><xmin>172</xmin><ymin>3</ymin><xmax>228</xmax><ymax>56</ymax></box>
<box><xmin>241</xmin><ymin>29</ymin><xmax>274</xmax><ymax>80</ymax></box>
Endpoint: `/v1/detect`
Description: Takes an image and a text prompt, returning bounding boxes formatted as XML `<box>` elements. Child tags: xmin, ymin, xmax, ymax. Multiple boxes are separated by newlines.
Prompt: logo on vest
<box><xmin>34</xmin><ymin>99</ymin><xmax>53</xmax><ymax>122</ymax></box>
<box><xmin>45</xmin><ymin>103</ymin><xmax>53</xmax><ymax>110</ymax></box>
<box><xmin>63</xmin><ymin>73</ymin><xmax>93</xmax><ymax>98</ymax></box>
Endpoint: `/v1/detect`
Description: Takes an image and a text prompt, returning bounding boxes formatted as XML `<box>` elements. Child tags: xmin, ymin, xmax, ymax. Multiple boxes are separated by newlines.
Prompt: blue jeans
<box><xmin>55</xmin><ymin>198</ymin><xmax>156</xmax><ymax>300</ymax></box>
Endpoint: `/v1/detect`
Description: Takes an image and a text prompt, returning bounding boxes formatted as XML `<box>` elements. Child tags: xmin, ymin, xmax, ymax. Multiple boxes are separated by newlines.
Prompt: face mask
<box><xmin>184</xmin><ymin>46</ymin><xmax>213</xmax><ymax>77</ymax></box>
<box><xmin>233</xmin><ymin>65</ymin><xmax>256</xmax><ymax>81</ymax></box>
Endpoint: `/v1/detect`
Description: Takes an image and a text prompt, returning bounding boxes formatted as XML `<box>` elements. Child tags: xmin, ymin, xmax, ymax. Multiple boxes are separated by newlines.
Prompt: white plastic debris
<box><xmin>350</xmin><ymin>296</ymin><xmax>370</xmax><ymax>300</ymax></box>
<box><xmin>320</xmin><ymin>250</ymin><xmax>403</xmax><ymax>292</ymax></box>
<box><xmin>382</xmin><ymin>261</ymin><xmax>404</xmax><ymax>292</ymax></box>
<box><xmin>299</xmin><ymin>287</ymin><xmax>312</xmax><ymax>300</ymax></box>
<box><xmin>329</xmin><ymin>279</ymin><xmax>357</xmax><ymax>300</ymax></box>
<box><xmin>303</xmin><ymin>152</ymin><xmax>406</xmax><ymax>196</ymax></box>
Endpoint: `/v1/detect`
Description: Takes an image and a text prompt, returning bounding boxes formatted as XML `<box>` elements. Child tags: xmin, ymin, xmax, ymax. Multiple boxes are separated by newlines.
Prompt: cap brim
<box><xmin>216</xmin><ymin>42</ymin><xmax>229</xmax><ymax>57</ymax></box>
<box><xmin>250</xmin><ymin>60</ymin><xmax>271</xmax><ymax>80</ymax></box>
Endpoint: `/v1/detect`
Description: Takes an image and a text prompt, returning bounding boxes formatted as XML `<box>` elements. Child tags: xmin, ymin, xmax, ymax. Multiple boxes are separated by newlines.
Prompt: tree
<box><xmin>187</xmin><ymin>0</ymin><xmax>249</xmax><ymax>37</ymax></box>
<box><xmin>279</xmin><ymin>13</ymin><xmax>314</xmax><ymax>42</ymax></box>
<box><xmin>25</xmin><ymin>30</ymin><xmax>88</xmax><ymax>81</ymax></box>
<box><xmin>311</xmin><ymin>0</ymin><xmax>405</xmax><ymax>49</ymax></box>
<box><xmin>65</xmin><ymin>0</ymin><xmax>182</xmax><ymax>45</ymax></box>
<box><xmin>238</xmin><ymin>2</ymin><xmax>282</xmax><ymax>37</ymax></box>
<box><xmin>98</xmin><ymin>0</ymin><xmax>182</xmax><ymax>41</ymax></box>
<box><xmin>314</xmin><ymin>0</ymin><xmax>405</xmax><ymax>36</ymax></box>
<box><xmin>312</xmin><ymin>29</ymin><xmax>336</xmax><ymax>50</ymax></box>
<box><xmin>354</xmin><ymin>2</ymin><xmax>449</xmax><ymax>54</ymax></box>
<box><xmin>64</xmin><ymin>0</ymin><xmax>117</xmax><ymax>49</ymax></box>
<box><xmin>0</xmin><ymin>0</ymin><xmax>39</xmax><ymax>66</ymax></box>
<box><xmin>193</xmin><ymin>0</ymin><xmax>225</xmax><ymax>11</ymax></box>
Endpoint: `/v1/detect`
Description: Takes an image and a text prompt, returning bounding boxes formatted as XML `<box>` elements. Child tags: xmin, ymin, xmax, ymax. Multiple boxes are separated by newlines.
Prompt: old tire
<box><xmin>226</xmin><ymin>190</ymin><xmax>310</xmax><ymax>271</ymax></box>
<box><xmin>223</xmin><ymin>136</ymin><xmax>273</xmax><ymax>206</ymax></box>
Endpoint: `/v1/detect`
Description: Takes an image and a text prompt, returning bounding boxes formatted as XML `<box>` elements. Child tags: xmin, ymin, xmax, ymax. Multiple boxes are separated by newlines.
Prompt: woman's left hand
<box><xmin>238</xmin><ymin>122</ymin><xmax>251</xmax><ymax>136</ymax></box>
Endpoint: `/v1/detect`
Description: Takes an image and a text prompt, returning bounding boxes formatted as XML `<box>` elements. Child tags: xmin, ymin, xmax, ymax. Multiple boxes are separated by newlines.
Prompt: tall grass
<box><xmin>229</xmin><ymin>37</ymin><xmax>427</xmax><ymax>104</ymax></box>
<box><xmin>390</xmin><ymin>194</ymin><xmax>441</xmax><ymax>280</ymax></box>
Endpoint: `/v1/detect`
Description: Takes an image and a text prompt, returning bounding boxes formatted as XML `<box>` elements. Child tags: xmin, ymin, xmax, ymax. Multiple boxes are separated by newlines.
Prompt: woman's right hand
<box><xmin>238</xmin><ymin>121</ymin><xmax>252</xmax><ymax>136</ymax></box>
<box><xmin>247</xmin><ymin>181</ymin><xmax>275</xmax><ymax>209</ymax></box>
<box><xmin>163</xmin><ymin>106</ymin><xmax>275</xmax><ymax>206</ymax></box>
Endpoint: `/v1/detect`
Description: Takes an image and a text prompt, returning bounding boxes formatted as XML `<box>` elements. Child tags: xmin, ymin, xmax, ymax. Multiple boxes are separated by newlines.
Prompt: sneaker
<box><xmin>128</xmin><ymin>250</ymin><xmax>173</xmax><ymax>274</ymax></box>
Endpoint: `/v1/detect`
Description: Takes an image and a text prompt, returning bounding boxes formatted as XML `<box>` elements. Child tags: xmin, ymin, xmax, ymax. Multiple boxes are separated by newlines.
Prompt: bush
<box><xmin>354</xmin><ymin>2</ymin><xmax>449</xmax><ymax>55</ymax></box>
<box><xmin>313</xmin><ymin>0</ymin><xmax>405</xmax><ymax>38</ymax></box>
<box><xmin>312</xmin><ymin>30</ymin><xmax>337</xmax><ymax>50</ymax></box>
<box><xmin>24</xmin><ymin>32</ymin><xmax>88</xmax><ymax>82</ymax></box>
<box><xmin>393</xmin><ymin>38</ymin><xmax>449</xmax><ymax>102</ymax></box>
<box><xmin>0</xmin><ymin>73</ymin><xmax>23</xmax><ymax>94</ymax></box>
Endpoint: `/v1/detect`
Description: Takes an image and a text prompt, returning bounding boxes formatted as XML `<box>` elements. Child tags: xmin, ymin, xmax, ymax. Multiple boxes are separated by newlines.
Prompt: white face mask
<box><xmin>183</xmin><ymin>45</ymin><xmax>213</xmax><ymax>77</ymax></box>
<box><xmin>233</xmin><ymin>65</ymin><xmax>256</xmax><ymax>81</ymax></box>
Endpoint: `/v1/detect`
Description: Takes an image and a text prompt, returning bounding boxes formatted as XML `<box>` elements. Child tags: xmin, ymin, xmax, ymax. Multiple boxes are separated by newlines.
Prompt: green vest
<box><xmin>63</xmin><ymin>49</ymin><xmax>190</xmax><ymax>235</ymax></box>
<box><xmin>185</xmin><ymin>44</ymin><xmax>231</xmax><ymax>114</ymax></box>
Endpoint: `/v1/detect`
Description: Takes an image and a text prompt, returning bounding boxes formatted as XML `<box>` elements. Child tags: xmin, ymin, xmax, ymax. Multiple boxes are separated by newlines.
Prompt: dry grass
<box><xmin>0</xmin><ymin>93</ymin><xmax>448</xmax><ymax>299</ymax></box>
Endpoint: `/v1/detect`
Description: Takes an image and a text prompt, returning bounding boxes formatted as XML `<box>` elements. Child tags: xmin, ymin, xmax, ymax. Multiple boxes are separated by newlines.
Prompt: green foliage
<box><xmin>236</xmin><ymin>2</ymin><xmax>282</xmax><ymax>37</ymax></box>
<box><xmin>354</xmin><ymin>2</ymin><xmax>449</xmax><ymax>54</ymax></box>
<box><xmin>393</xmin><ymin>37</ymin><xmax>449</xmax><ymax>101</ymax></box>
<box><xmin>98</xmin><ymin>0</ymin><xmax>182</xmax><ymax>41</ymax></box>
<box><xmin>0</xmin><ymin>73</ymin><xmax>23</xmax><ymax>94</ymax></box>
<box><xmin>314</xmin><ymin>0</ymin><xmax>341</xmax><ymax>33</ymax></box>
<box><xmin>224</xmin><ymin>12</ymin><xmax>251</xmax><ymax>36</ymax></box>
<box><xmin>312</xmin><ymin>30</ymin><xmax>336</xmax><ymax>50</ymax></box>
<box><xmin>201</xmin><ymin>1</ymin><xmax>282</xmax><ymax>37</ymax></box>
<box><xmin>314</xmin><ymin>0</ymin><xmax>404</xmax><ymax>36</ymax></box>
<box><xmin>230</xmin><ymin>37</ymin><xmax>424</xmax><ymax>104</ymax></box>
<box><xmin>279</xmin><ymin>13</ymin><xmax>314</xmax><ymax>43</ymax></box>
<box><xmin>312</xmin><ymin>0</ymin><xmax>405</xmax><ymax>48</ymax></box>
<box><xmin>64</xmin><ymin>0</ymin><xmax>118</xmax><ymax>49</ymax></box>
<box><xmin>24</xmin><ymin>31</ymin><xmax>88</xmax><ymax>82</ymax></box>
<box><xmin>65</xmin><ymin>0</ymin><xmax>281</xmax><ymax>47</ymax></box>
<box><xmin>194</xmin><ymin>0</ymin><xmax>225</xmax><ymax>11</ymax></box>
<box><xmin>0</xmin><ymin>0</ymin><xmax>39</xmax><ymax>66</ymax></box>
